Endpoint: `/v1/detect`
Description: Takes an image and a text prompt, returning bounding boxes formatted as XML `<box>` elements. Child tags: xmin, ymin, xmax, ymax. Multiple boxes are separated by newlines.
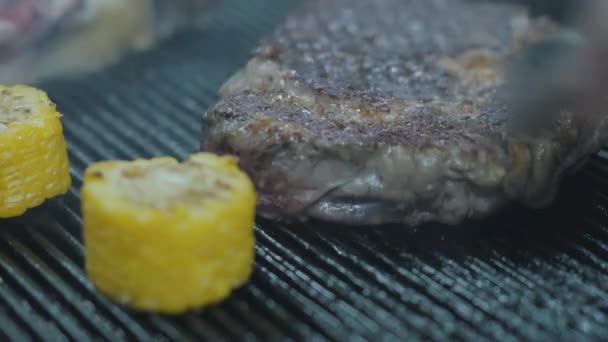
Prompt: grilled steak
<box><xmin>201</xmin><ymin>0</ymin><xmax>608</xmax><ymax>226</ymax></box>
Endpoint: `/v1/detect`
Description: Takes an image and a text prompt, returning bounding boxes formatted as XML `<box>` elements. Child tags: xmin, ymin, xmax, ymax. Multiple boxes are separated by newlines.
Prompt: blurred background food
<box><xmin>0</xmin><ymin>0</ymin><xmax>212</xmax><ymax>84</ymax></box>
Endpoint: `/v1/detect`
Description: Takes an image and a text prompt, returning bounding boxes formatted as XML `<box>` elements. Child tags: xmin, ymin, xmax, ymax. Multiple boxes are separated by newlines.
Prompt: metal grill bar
<box><xmin>0</xmin><ymin>307</ymin><xmax>32</xmax><ymax>342</ymax></box>
<box><xmin>256</xmin><ymin>227</ymin><xmax>426</xmax><ymax>340</ymax></box>
<box><xmin>0</xmin><ymin>244</ymin><xmax>71</xmax><ymax>341</ymax></box>
<box><xmin>26</xmin><ymin>230</ymin><xmax>154</xmax><ymax>341</ymax></box>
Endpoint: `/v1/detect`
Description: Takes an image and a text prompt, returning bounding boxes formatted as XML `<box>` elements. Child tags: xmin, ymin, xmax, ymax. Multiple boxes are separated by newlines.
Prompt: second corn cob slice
<box><xmin>82</xmin><ymin>153</ymin><xmax>257</xmax><ymax>314</ymax></box>
<box><xmin>0</xmin><ymin>85</ymin><xmax>71</xmax><ymax>218</ymax></box>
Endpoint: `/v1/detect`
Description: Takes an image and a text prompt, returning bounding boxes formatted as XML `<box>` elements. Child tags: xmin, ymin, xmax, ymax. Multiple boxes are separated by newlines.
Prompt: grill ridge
<box><xmin>258</xmin><ymin>226</ymin><xmax>429</xmax><ymax>340</ymax></box>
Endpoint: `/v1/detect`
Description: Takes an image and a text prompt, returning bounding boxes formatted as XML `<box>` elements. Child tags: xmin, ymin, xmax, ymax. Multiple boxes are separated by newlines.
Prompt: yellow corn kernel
<box><xmin>82</xmin><ymin>153</ymin><xmax>257</xmax><ymax>314</ymax></box>
<box><xmin>0</xmin><ymin>85</ymin><xmax>71</xmax><ymax>218</ymax></box>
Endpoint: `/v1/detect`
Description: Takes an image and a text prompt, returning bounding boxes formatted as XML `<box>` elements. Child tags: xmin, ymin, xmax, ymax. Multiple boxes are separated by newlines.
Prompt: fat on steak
<box><xmin>200</xmin><ymin>0</ymin><xmax>608</xmax><ymax>226</ymax></box>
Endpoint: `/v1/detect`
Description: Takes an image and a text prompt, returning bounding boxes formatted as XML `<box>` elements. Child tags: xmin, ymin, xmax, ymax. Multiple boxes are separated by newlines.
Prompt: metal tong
<box><xmin>506</xmin><ymin>0</ymin><xmax>608</xmax><ymax>138</ymax></box>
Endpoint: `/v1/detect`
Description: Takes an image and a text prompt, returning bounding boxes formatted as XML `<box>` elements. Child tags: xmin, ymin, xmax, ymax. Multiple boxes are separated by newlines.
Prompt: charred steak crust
<box><xmin>201</xmin><ymin>0</ymin><xmax>608</xmax><ymax>226</ymax></box>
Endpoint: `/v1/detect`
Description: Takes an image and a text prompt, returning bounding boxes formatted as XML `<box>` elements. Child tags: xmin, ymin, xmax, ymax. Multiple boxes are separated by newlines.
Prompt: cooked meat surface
<box><xmin>201</xmin><ymin>0</ymin><xmax>608</xmax><ymax>226</ymax></box>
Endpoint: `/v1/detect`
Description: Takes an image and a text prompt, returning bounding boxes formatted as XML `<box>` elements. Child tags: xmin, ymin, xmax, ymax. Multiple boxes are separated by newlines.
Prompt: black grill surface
<box><xmin>1</xmin><ymin>0</ymin><xmax>608</xmax><ymax>341</ymax></box>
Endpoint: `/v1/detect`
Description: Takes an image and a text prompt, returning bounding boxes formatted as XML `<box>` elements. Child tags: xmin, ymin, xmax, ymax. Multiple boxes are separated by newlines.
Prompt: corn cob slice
<box><xmin>0</xmin><ymin>85</ymin><xmax>71</xmax><ymax>218</ymax></box>
<box><xmin>82</xmin><ymin>153</ymin><xmax>257</xmax><ymax>314</ymax></box>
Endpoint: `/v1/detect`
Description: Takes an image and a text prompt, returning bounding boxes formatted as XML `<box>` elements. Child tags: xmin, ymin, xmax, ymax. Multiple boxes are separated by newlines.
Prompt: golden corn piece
<box><xmin>0</xmin><ymin>85</ymin><xmax>71</xmax><ymax>218</ymax></box>
<box><xmin>82</xmin><ymin>153</ymin><xmax>257</xmax><ymax>314</ymax></box>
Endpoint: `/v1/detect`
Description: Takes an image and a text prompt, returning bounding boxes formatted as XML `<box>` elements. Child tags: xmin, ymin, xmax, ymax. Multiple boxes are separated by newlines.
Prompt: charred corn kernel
<box><xmin>0</xmin><ymin>85</ymin><xmax>71</xmax><ymax>218</ymax></box>
<box><xmin>82</xmin><ymin>153</ymin><xmax>257</xmax><ymax>314</ymax></box>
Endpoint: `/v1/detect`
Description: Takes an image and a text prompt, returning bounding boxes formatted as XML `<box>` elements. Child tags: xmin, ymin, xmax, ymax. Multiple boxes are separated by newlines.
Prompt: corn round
<box><xmin>82</xmin><ymin>153</ymin><xmax>257</xmax><ymax>314</ymax></box>
<box><xmin>0</xmin><ymin>85</ymin><xmax>71</xmax><ymax>218</ymax></box>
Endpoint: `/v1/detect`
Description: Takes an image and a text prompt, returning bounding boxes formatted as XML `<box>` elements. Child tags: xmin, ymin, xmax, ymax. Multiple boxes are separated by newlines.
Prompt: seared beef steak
<box><xmin>201</xmin><ymin>0</ymin><xmax>608</xmax><ymax>226</ymax></box>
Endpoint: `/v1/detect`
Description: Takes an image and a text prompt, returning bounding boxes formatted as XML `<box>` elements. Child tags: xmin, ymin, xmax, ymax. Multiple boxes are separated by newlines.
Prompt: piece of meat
<box><xmin>0</xmin><ymin>0</ymin><xmax>212</xmax><ymax>84</ymax></box>
<box><xmin>200</xmin><ymin>0</ymin><xmax>608</xmax><ymax>226</ymax></box>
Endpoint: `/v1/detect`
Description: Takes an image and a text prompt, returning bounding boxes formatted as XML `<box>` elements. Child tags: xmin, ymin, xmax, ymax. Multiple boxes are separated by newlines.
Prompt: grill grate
<box><xmin>0</xmin><ymin>0</ymin><xmax>608</xmax><ymax>340</ymax></box>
